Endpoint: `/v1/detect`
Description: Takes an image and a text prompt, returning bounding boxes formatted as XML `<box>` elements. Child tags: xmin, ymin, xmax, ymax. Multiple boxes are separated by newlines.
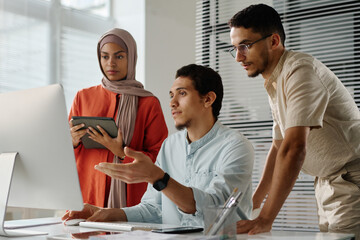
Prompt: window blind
<box><xmin>0</xmin><ymin>0</ymin><xmax>113</xmax><ymax>112</ymax></box>
<box><xmin>0</xmin><ymin>0</ymin><xmax>50</xmax><ymax>93</ymax></box>
<box><xmin>196</xmin><ymin>0</ymin><xmax>360</xmax><ymax>231</ymax></box>
<box><xmin>61</xmin><ymin>27</ymin><xmax>104</xmax><ymax>111</ymax></box>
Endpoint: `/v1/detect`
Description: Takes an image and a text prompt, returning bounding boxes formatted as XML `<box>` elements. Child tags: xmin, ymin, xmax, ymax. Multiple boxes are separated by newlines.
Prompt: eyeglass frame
<box><xmin>229</xmin><ymin>34</ymin><xmax>272</xmax><ymax>58</ymax></box>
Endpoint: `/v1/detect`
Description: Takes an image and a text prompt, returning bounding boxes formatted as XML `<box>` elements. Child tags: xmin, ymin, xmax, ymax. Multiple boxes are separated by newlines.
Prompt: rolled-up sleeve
<box><xmin>122</xmin><ymin>183</ymin><xmax>162</xmax><ymax>223</ymax></box>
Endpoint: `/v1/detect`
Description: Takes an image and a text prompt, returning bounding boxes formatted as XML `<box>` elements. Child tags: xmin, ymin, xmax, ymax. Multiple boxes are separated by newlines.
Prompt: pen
<box><xmin>205</xmin><ymin>188</ymin><xmax>244</xmax><ymax>236</ymax></box>
<box><xmin>224</xmin><ymin>188</ymin><xmax>240</xmax><ymax>208</ymax></box>
<box><xmin>223</xmin><ymin>188</ymin><xmax>237</xmax><ymax>207</ymax></box>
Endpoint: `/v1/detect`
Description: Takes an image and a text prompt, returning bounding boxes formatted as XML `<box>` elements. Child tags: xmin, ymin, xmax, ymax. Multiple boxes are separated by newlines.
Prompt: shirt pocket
<box><xmin>192</xmin><ymin>169</ymin><xmax>217</xmax><ymax>190</ymax></box>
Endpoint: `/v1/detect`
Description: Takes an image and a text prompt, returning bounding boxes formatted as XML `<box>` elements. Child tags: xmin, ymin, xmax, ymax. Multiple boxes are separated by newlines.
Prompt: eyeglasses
<box><xmin>229</xmin><ymin>34</ymin><xmax>272</xmax><ymax>58</ymax></box>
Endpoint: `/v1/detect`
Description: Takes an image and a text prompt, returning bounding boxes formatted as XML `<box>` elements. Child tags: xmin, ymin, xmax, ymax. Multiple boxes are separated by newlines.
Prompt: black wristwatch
<box><xmin>153</xmin><ymin>172</ymin><xmax>170</xmax><ymax>191</ymax></box>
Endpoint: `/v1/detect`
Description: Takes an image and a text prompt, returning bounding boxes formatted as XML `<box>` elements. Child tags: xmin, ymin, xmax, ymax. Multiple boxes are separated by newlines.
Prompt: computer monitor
<box><xmin>0</xmin><ymin>84</ymin><xmax>83</xmax><ymax>237</ymax></box>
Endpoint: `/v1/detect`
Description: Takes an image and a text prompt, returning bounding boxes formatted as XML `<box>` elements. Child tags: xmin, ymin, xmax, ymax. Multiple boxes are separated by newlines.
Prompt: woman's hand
<box><xmin>87</xmin><ymin>126</ymin><xmax>125</xmax><ymax>158</ymax></box>
<box><xmin>69</xmin><ymin>119</ymin><xmax>87</xmax><ymax>148</ymax></box>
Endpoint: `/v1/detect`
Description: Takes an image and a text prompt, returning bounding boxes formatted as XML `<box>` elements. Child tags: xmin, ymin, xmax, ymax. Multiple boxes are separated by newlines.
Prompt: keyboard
<box><xmin>79</xmin><ymin>221</ymin><xmax>163</xmax><ymax>232</ymax></box>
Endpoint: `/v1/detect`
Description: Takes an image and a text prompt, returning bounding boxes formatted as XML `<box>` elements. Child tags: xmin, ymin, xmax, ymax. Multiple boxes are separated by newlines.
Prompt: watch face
<box><xmin>153</xmin><ymin>173</ymin><xmax>170</xmax><ymax>191</ymax></box>
<box><xmin>155</xmin><ymin>181</ymin><xmax>166</xmax><ymax>191</ymax></box>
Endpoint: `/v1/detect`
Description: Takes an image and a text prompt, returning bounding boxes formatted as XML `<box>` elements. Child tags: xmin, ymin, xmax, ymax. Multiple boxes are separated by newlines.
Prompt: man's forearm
<box><xmin>108</xmin><ymin>208</ymin><xmax>128</xmax><ymax>221</ymax></box>
<box><xmin>162</xmin><ymin>178</ymin><xmax>196</xmax><ymax>214</ymax></box>
<box><xmin>259</xmin><ymin>146</ymin><xmax>305</xmax><ymax>223</ymax></box>
<box><xmin>253</xmin><ymin>143</ymin><xmax>279</xmax><ymax>208</ymax></box>
<box><xmin>149</xmin><ymin>165</ymin><xmax>196</xmax><ymax>214</ymax></box>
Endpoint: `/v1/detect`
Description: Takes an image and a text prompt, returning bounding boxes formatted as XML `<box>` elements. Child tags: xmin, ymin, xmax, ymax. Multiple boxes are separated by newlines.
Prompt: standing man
<box><xmin>228</xmin><ymin>3</ymin><xmax>360</xmax><ymax>237</ymax></box>
<box><xmin>63</xmin><ymin>64</ymin><xmax>254</xmax><ymax>227</ymax></box>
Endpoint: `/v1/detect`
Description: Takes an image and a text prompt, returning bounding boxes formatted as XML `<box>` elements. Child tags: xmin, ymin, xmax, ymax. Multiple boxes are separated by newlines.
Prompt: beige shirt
<box><xmin>265</xmin><ymin>50</ymin><xmax>360</xmax><ymax>177</ymax></box>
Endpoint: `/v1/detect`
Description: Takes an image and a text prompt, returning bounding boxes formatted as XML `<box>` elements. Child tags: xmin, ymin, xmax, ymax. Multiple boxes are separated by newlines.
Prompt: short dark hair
<box><xmin>228</xmin><ymin>4</ymin><xmax>286</xmax><ymax>46</ymax></box>
<box><xmin>175</xmin><ymin>64</ymin><xmax>223</xmax><ymax>120</ymax></box>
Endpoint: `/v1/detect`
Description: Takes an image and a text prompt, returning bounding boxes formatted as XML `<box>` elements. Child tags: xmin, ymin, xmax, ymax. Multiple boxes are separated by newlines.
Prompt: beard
<box><xmin>248</xmin><ymin>68</ymin><xmax>264</xmax><ymax>78</ymax></box>
<box><xmin>175</xmin><ymin>119</ymin><xmax>191</xmax><ymax>131</ymax></box>
<box><xmin>247</xmin><ymin>50</ymin><xmax>269</xmax><ymax>78</ymax></box>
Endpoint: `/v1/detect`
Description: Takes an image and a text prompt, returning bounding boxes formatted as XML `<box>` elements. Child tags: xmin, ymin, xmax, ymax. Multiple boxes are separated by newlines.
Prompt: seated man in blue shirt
<box><xmin>63</xmin><ymin>64</ymin><xmax>254</xmax><ymax>227</ymax></box>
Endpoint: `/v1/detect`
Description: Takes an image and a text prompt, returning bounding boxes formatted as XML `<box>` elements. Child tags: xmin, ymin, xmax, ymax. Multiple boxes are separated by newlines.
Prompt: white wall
<box><xmin>113</xmin><ymin>0</ymin><xmax>146</xmax><ymax>85</ymax></box>
<box><xmin>144</xmin><ymin>0</ymin><xmax>196</xmax><ymax>134</ymax></box>
<box><xmin>114</xmin><ymin>0</ymin><xmax>196</xmax><ymax>134</ymax></box>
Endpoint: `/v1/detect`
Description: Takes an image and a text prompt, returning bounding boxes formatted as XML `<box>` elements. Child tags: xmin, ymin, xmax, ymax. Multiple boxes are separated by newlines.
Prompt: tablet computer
<box><xmin>72</xmin><ymin>116</ymin><xmax>118</xmax><ymax>149</ymax></box>
<box><xmin>151</xmin><ymin>226</ymin><xmax>203</xmax><ymax>234</ymax></box>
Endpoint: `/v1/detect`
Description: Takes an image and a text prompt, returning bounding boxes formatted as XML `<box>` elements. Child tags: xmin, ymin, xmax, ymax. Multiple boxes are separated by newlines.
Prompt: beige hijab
<box><xmin>97</xmin><ymin>28</ymin><xmax>154</xmax><ymax>208</ymax></box>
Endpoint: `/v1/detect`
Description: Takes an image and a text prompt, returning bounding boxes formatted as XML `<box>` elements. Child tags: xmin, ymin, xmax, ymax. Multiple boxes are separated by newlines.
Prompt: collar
<box><xmin>265</xmin><ymin>50</ymin><xmax>289</xmax><ymax>92</ymax></box>
<box><xmin>184</xmin><ymin>121</ymin><xmax>220</xmax><ymax>155</ymax></box>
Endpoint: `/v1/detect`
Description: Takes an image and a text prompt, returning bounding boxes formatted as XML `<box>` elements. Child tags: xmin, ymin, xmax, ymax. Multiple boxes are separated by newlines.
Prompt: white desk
<box><xmin>0</xmin><ymin>218</ymin><xmax>355</xmax><ymax>240</ymax></box>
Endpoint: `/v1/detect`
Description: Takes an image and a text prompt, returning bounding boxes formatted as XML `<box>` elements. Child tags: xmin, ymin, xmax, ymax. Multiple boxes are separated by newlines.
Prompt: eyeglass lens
<box><xmin>230</xmin><ymin>45</ymin><xmax>247</xmax><ymax>58</ymax></box>
<box><xmin>229</xmin><ymin>34</ymin><xmax>272</xmax><ymax>58</ymax></box>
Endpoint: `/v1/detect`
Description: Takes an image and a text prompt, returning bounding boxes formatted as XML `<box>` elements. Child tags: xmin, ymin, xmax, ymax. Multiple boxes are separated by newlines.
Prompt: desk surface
<box><xmin>1</xmin><ymin>218</ymin><xmax>355</xmax><ymax>240</ymax></box>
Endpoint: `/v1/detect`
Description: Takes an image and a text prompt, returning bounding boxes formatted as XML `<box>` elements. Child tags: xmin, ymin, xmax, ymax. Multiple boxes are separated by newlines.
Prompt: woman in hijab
<box><xmin>69</xmin><ymin>28</ymin><xmax>168</xmax><ymax>208</ymax></box>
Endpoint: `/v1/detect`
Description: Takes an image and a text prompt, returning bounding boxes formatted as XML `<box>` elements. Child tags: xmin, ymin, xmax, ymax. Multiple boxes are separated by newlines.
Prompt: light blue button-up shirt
<box><xmin>122</xmin><ymin>121</ymin><xmax>254</xmax><ymax>227</ymax></box>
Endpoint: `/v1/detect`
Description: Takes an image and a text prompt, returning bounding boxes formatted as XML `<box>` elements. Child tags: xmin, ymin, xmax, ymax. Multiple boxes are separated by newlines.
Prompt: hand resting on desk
<box><xmin>62</xmin><ymin>203</ymin><xmax>127</xmax><ymax>222</ymax></box>
<box><xmin>63</xmin><ymin>218</ymin><xmax>86</xmax><ymax>226</ymax></box>
<box><xmin>237</xmin><ymin>217</ymin><xmax>273</xmax><ymax>235</ymax></box>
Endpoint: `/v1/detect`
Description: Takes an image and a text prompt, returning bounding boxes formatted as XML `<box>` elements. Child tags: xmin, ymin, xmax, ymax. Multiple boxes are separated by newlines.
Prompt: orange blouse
<box><xmin>69</xmin><ymin>85</ymin><xmax>168</xmax><ymax>207</ymax></box>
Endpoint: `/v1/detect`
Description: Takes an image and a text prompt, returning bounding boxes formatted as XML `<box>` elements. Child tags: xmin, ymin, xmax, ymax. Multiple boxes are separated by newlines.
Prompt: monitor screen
<box><xmin>0</xmin><ymin>84</ymin><xmax>83</xmax><ymax>235</ymax></box>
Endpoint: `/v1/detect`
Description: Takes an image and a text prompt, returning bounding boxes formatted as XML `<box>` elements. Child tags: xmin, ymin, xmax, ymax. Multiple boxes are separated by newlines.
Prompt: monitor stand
<box><xmin>0</xmin><ymin>152</ymin><xmax>47</xmax><ymax>237</ymax></box>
